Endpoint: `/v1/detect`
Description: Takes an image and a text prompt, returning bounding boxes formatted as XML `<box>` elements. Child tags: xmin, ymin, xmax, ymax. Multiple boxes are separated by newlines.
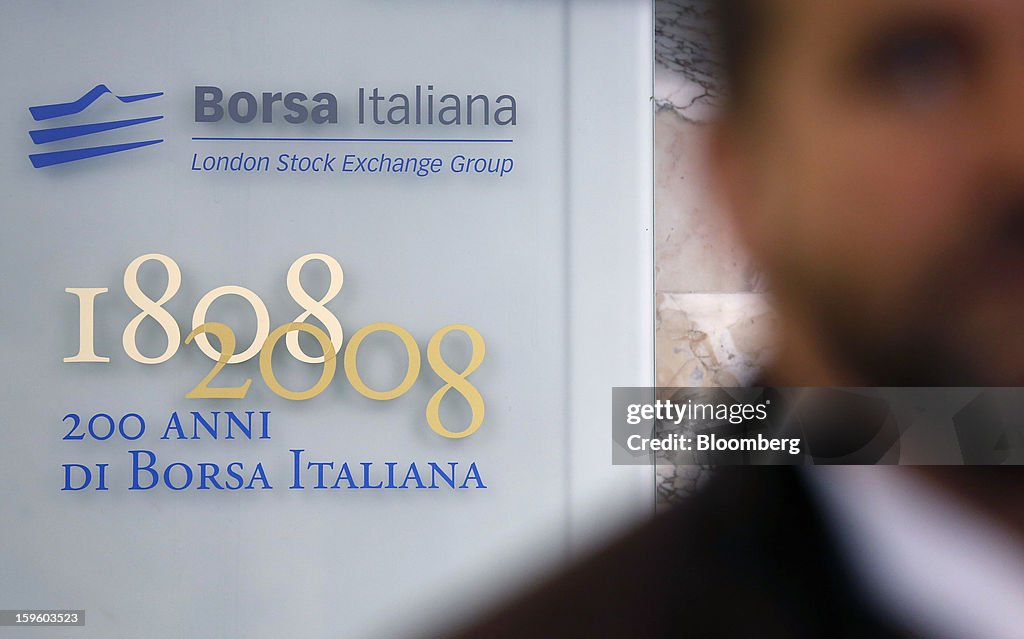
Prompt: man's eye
<box><xmin>858</xmin><ymin>23</ymin><xmax>977</xmax><ymax>105</ymax></box>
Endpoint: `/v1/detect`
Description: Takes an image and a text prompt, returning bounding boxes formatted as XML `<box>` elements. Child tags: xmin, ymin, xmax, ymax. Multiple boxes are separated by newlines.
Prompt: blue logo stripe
<box><xmin>29</xmin><ymin>85</ymin><xmax>163</xmax><ymax>121</ymax></box>
<box><xmin>29</xmin><ymin>115</ymin><xmax>163</xmax><ymax>144</ymax></box>
<box><xmin>29</xmin><ymin>139</ymin><xmax>163</xmax><ymax>168</ymax></box>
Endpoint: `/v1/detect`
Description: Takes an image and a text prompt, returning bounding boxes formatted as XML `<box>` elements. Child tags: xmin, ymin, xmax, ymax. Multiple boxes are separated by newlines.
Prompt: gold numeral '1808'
<box><xmin>65</xmin><ymin>254</ymin><xmax>488</xmax><ymax>437</ymax></box>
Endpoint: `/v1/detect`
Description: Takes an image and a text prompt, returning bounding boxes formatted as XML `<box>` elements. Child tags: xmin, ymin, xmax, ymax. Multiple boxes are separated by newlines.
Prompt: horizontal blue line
<box><xmin>30</xmin><ymin>139</ymin><xmax>163</xmax><ymax>168</ymax></box>
<box><xmin>31</xmin><ymin>115</ymin><xmax>163</xmax><ymax>144</ymax></box>
<box><xmin>191</xmin><ymin>137</ymin><xmax>513</xmax><ymax>143</ymax></box>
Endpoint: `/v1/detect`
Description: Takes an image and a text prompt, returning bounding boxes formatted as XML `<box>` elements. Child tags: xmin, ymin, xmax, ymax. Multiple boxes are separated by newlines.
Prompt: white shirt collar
<box><xmin>805</xmin><ymin>466</ymin><xmax>1024</xmax><ymax>639</ymax></box>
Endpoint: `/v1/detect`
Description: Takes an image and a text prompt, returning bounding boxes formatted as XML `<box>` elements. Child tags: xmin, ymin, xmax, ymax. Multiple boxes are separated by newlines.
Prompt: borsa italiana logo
<box><xmin>27</xmin><ymin>84</ymin><xmax>163</xmax><ymax>168</ymax></box>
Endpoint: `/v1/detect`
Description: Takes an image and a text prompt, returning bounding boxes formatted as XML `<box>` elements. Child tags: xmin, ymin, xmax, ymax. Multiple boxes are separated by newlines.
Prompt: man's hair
<box><xmin>712</xmin><ymin>0</ymin><xmax>770</xmax><ymax>108</ymax></box>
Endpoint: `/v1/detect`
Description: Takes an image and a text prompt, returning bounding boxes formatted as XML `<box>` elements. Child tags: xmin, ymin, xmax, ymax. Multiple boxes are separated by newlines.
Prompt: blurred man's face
<box><xmin>719</xmin><ymin>0</ymin><xmax>1024</xmax><ymax>384</ymax></box>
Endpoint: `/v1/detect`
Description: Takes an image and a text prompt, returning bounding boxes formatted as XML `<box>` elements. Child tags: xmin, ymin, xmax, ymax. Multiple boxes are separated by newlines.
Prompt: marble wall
<box><xmin>654</xmin><ymin>0</ymin><xmax>776</xmax><ymax>507</ymax></box>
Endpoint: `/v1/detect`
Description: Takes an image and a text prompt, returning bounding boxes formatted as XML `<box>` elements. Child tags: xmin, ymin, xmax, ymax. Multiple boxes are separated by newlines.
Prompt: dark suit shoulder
<box><xmin>438</xmin><ymin>468</ymin><xmax>910</xmax><ymax>639</ymax></box>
